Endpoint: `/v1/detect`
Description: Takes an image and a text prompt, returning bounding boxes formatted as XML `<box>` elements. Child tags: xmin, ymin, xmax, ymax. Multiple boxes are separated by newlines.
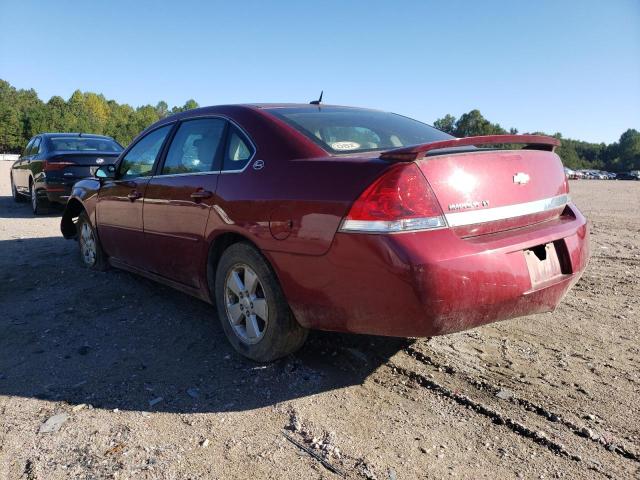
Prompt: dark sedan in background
<box><xmin>10</xmin><ymin>133</ymin><xmax>123</xmax><ymax>214</ymax></box>
<box><xmin>615</xmin><ymin>171</ymin><xmax>640</xmax><ymax>180</ymax></box>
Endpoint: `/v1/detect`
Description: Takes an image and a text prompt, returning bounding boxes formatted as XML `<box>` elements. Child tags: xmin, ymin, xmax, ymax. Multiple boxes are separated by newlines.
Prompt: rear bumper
<box><xmin>269</xmin><ymin>203</ymin><xmax>589</xmax><ymax>337</ymax></box>
<box><xmin>43</xmin><ymin>182</ymin><xmax>73</xmax><ymax>204</ymax></box>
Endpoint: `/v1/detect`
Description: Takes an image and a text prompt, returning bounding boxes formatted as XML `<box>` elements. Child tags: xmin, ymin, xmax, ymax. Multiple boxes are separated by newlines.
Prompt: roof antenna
<box><xmin>310</xmin><ymin>91</ymin><xmax>323</xmax><ymax>105</ymax></box>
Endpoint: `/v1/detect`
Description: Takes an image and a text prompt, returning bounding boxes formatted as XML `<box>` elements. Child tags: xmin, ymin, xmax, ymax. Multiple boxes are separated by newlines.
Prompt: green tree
<box><xmin>453</xmin><ymin>109</ymin><xmax>507</xmax><ymax>137</ymax></box>
<box><xmin>171</xmin><ymin>99</ymin><xmax>200</xmax><ymax>114</ymax></box>
<box><xmin>0</xmin><ymin>104</ymin><xmax>21</xmax><ymax>152</ymax></box>
<box><xmin>617</xmin><ymin>129</ymin><xmax>640</xmax><ymax>170</ymax></box>
<box><xmin>46</xmin><ymin>95</ymin><xmax>70</xmax><ymax>132</ymax></box>
<box><xmin>155</xmin><ymin>101</ymin><xmax>169</xmax><ymax>118</ymax></box>
<box><xmin>433</xmin><ymin>114</ymin><xmax>456</xmax><ymax>134</ymax></box>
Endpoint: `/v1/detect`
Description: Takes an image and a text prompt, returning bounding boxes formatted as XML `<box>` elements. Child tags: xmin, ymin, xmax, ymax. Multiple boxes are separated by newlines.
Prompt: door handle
<box><xmin>127</xmin><ymin>190</ymin><xmax>142</xmax><ymax>201</ymax></box>
<box><xmin>190</xmin><ymin>190</ymin><xmax>213</xmax><ymax>201</ymax></box>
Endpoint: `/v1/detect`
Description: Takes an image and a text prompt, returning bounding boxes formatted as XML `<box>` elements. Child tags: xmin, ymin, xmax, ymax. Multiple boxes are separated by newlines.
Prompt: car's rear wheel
<box><xmin>11</xmin><ymin>175</ymin><xmax>26</xmax><ymax>203</ymax></box>
<box><xmin>30</xmin><ymin>182</ymin><xmax>49</xmax><ymax>215</ymax></box>
<box><xmin>214</xmin><ymin>242</ymin><xmax>308</xmax><ymax>362</ymax></box>
<box><xmin>77</xmin><ymin>212</ymin><xmax>108</xmax><ymax>271</ymax></box>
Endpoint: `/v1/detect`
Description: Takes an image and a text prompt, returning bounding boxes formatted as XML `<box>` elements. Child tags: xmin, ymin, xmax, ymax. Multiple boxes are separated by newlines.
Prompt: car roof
<box><xmin>173</xmin><ymin>104</ymin><xmax>381</xmax><ymax>118</ymax></box>
<box><xmin>245</xmin><ymin>103</ymin><xmax>378</xmax><ymax>111</ymax></box>
<box><xmin>40</xmin><ymin>133</ymin><xmax>115</xmax><ymax>139</ymax></box>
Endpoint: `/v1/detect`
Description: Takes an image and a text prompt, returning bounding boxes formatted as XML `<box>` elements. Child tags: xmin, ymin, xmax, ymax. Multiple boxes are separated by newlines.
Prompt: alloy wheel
<box><xmin>80</xmin><ymin>222</ymin><xmax>97</xmax><ymax>266</ymax></box>
<box><xmin>224</xmin><ymin>264</ymin><xmax>269</xmax><ymax>344</ymax></box>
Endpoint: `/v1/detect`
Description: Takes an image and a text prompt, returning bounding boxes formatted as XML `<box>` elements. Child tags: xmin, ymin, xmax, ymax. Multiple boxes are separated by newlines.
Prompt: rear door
<box><xmin>23</xmin><ymin>137</ymin><xmax>41</xmax><ymax>187</ymax></box>
<box><xmin>29</xmin><ymin>137</ymin><xmax>43</xmax><ymax>179</ymax></box>
<box><xmin>96</xmin><ymin>124</ymin><xmax>174</xmax><ymax>268</ymax></box>
<box><xmin>142</xmin><ymin>117</ymin><xmax>227</xmax><ymax>286</ymax></box>
<box><xmin>13</xmin><ymin>138</ymin><xmax>35</xmax><ymax>190</ymax></box>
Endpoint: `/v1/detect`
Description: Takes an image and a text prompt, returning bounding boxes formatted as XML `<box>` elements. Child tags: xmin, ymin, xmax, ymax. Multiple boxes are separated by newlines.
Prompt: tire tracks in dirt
<box><xmin>372</xmin><ymin>345</ymin><xmax>638</xmax><ymax>478</ymax></box>
<box><xmin>405</xmin><ymin>346</ymin><xmax>639</xmax><ymax>461</ymax></box>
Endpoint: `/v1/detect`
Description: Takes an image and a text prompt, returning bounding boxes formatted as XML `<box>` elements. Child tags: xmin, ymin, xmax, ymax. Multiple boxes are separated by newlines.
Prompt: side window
<box><xmin>223</xmin><ymin>127</ymin><xmax>254</xmax><ymax>171</ymax></box>
<box><xmin>22</xmin><ymin>138</ymin><xmax>35</xmax><ymax>157</ymax></box>
<box><xmin>162</xmin><ymin>118</ymin><xmax>226</xmax><ymax>175</ymax></box>
<box><xmin>119</xmin><ymin>125</ymin><xmax>172</xmax><ymax>179</ymax></box>
<box><xmin>29</xmin><ymin>137</ymin><xmax>41</xmax><ymax>156</ymax></box>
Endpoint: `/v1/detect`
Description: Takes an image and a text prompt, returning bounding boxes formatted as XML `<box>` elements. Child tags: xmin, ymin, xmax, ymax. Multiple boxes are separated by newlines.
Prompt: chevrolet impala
<box><xmin>61</xmin><ymin>104</ymin><xmax>589</xmax><ymax>361</ymax></box>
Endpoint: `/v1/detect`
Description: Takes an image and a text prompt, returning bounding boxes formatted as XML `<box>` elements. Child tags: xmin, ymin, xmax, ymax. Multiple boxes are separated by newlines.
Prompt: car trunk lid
<box><xmin>45</xmin><ymin>152</ymin><xmax>120</xmax><ymax>180</ymax></box>
<box><xmin>380</xmin><ymin>135</ymin><xmax>569</xmax><ymax>237</ymax></box>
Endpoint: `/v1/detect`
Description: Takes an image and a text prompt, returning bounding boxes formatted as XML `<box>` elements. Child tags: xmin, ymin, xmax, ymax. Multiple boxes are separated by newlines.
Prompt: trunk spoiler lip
<box><xmin>379</xmin><ymin>134</ymin><xmax>561</xmax><ymax>162</ymax></box>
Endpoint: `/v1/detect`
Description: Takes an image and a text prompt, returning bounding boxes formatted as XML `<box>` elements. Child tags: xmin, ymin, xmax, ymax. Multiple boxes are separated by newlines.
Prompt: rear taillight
<box><xmin>44</xmin><ymin>160</ymin><xmax>75</xmax><ymax>172</ymax></box>
<box><xmin>340</xmin><ymin>163</ymin><xmax>447</xmax><ymax>233</ymax></box>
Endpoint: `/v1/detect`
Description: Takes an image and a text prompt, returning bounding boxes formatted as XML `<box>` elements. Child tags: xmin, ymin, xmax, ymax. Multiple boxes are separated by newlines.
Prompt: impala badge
<box><xmin>448</xmin><ymin>200</ymin><xmax>490</xmax><ymax>211</ymax></box>
<box><xmin>96</xmin><ymin>158</ymin><xmax>105</xmax><ymax>164</ymax></box>
<box><xmin>513</xmin><ymin>172</ymin><xmax>530</xmax><ymax>185</ymax></box>
<box><xmin>253</xmin><ymin>159</ymin><xmax>265</xmax><ymax>170</ymax></box>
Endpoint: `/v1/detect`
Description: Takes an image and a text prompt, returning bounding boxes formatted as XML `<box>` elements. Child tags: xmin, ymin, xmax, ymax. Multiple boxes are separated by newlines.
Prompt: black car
<box><xmin>10</xmin><ymin>133</ymin><xmax>123</xmax><ymax>214</ymax></box>
<box><xmin>615</xmin><ymin>172</ymin><xmax>640</xmax><ymax>180</ymax></box>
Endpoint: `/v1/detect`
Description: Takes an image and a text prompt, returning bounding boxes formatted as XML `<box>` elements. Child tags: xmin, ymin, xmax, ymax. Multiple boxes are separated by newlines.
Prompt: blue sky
<box><xmin>1</xmin><ymin>0</ymin><xmax>638</xmax><ymax>143</ymax></box>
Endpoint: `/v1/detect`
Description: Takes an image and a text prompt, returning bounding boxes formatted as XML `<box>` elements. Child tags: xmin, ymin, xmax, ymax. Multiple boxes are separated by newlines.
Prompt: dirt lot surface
<box><xmin>0</xmin><ymin>160</ymin><xmax>638</xmax><ymax>479</ymax></box>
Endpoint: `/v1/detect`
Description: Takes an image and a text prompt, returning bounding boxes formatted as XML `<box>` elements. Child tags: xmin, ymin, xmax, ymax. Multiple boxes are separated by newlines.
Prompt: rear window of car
<box><xmin>49</xmin><ymin>137</ymin><xmax>123</xmax><ymax>152</ymax></box>
<box><xmin>267</xmin><ymin>107</ymin><xmax>453</xmax><ymax>154</ymax></box>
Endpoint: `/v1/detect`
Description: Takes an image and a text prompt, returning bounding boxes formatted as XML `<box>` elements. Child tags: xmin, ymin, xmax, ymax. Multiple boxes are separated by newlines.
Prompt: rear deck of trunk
<box><xmin>416</xmin><ymin>149</ymin><xmax>569</xmax><ymax>237</ymax></box>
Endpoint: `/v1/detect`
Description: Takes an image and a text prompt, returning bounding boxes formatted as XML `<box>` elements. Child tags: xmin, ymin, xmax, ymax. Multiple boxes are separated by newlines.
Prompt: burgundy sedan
<box><xmin>61</xmin><ymin>104</ymin><xmax>589</xmax><ymax>361</ymax></box>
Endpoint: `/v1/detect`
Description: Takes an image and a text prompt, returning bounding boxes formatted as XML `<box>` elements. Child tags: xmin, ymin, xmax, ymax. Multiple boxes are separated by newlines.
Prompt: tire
<box><xmin>214</xmin><ymin>242</ymin><xmax>308</xmax><ymax>362</ymax></box>
<box><xmin>11</xmin><ymin>174</ymin><xmax>26</xmax><ymax>203</ymax></box>
<box><xmin>77</xmin><ymin>212</ymin><xmax>108</xmax><ymax>271</ymax></box>
<box><xmin>30</xmin><ymin>182</ymin><xmax>49</xmax><ymax>215</ymax></box>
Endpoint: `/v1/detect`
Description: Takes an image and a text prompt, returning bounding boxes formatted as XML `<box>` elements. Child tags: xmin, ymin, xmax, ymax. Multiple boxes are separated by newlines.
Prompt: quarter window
<box><xmin>29</xmin><ymin>137</ymin><xmax>41</xmax><ymax>155</ymax></box>
<box><xmin>22</xmin><ymin>138</ymin><xmax>35</xmax><ymax>157</ymax></box>
<box><xmin>162</xmin><ymin>118</ymin><xmax>226</xmax><ymax>175</ymax></box>
<box><xmin>223</xmin><ymin>128</ymin><xmax>253</xmax><ymax>171</ymax></box>
<box><xmin>119</xmin><ymin>125</ymin><xmax>172</xmax><ymax>179</ymax></box>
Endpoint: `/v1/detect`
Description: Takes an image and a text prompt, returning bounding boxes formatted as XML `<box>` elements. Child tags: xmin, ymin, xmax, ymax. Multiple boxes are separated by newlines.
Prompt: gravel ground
<box><xmin>0</xmin><ymin>160</ymin><xmax>638</xmax><ymax>479</ymax></box>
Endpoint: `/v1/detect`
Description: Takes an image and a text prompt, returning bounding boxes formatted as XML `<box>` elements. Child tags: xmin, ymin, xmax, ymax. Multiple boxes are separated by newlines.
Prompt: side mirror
<box><xmin>95</xmin><ymin>164</ymin><xmax>116</xmax><ymax>179</ymax></box>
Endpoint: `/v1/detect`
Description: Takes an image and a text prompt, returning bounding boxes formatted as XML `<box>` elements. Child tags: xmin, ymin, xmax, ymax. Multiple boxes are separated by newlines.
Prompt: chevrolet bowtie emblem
<box><xmin>513</xmin><ymin>172</ymin><xmax>530</xmax><ymax>185</ymax></box>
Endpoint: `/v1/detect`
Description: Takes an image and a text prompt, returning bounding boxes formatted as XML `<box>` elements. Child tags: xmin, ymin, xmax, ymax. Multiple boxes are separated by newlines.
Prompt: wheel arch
<box><xmin>206</xmin><ymin>231</ymin><xmax>275</xmax><ymax>300</ymax></box>
<box><xmin>60</xmin><ymin>197</ymin><xmax>86</xmax><ymax>239</ymax></box>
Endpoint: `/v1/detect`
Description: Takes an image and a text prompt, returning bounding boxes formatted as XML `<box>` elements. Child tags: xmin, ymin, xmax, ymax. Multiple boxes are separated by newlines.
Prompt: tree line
<box><xmin>1</xmin><ymin>79</ymin><xmax>638</xmax><ymax>171</ymax></box>
<box><xmin>0</xmin><ymin>79</ymin><xmax>199</xmax><ymax>153</ymax></box>
<box><xmin>433</xmin><ymin>110</ymin><xmax>640</xmax><ymax>172</ymax></box>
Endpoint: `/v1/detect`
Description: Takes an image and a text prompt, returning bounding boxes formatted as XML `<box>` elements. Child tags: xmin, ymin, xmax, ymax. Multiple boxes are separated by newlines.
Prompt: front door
<box><xmin>143</xmin><ymin>118</ymin><xmax>227</xmax><ymax>287</ymax></box>
<box><xmin>96</xmin><ymin>124</ymin><xmax>173</xmax><ymax>268</ymax></box>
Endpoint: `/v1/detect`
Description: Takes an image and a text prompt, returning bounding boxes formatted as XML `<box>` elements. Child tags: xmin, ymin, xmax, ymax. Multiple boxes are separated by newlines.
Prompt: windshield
<box><xmin>49</xmin><ymin>137</ymin><xmax>123</xmax><ymax>152</ymax></box>
<box><xmin>268</xmin><ymin>107</ymin><xmax>453</xmax><ymax>154</ymax></box>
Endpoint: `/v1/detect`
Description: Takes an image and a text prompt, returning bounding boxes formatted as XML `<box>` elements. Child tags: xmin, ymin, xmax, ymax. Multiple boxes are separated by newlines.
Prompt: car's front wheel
<box><xmin>77</xmin><ymin>212</ymin><xmax>108</xmax><ymax>271</ymax></box>
<box><xmin>214</xmin><ymin>243</ymin><xmax>308</xmax><ymax>362</ymax></box>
